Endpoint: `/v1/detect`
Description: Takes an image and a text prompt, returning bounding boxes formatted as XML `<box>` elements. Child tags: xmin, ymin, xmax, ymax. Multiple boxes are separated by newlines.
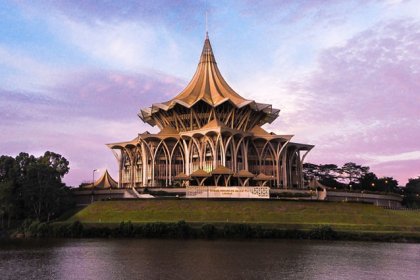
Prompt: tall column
<box><xmin>151</xmin><ymin>144</ymin><xmax>155</xmax><ymax>187</ymax></box>
<box><xmin>168</xmin><ymin>147</ymin><xmax>172</xmax><ymax>186</ymax></box>
<box><xmin>300</xmin><ymin>149</ymin><xmax>310</xmax><ymax>189</ymax></box>
<box><xmin>118</xmin><ymin>153</ymin><xmax>123</xmax><ymax>189</ymax></box>
<box><xmin>141</xmin><ymin>142</ymin><xmax>147</xmax><ymax>187</ymax></box>
<box><xmin>183</xmin><ymin>139</ymin><xmax>190</xmax><ymax>175</ymax></box>
<box><xmin>282</xmin><ymin>149</ymin><xmax>288</xmax><ymax>189</ymax></box>
<box><xmin>244</xmin><ymin>140</ymin><xmax>249</xmax><ymax>171</ymax></box>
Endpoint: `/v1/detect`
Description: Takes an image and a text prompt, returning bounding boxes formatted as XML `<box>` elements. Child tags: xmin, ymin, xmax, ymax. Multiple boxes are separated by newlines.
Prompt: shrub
<box><xmin>174</xmin><ymin>220</ymin><xmax>192</xmax><ymax>238</ymax></box>
<box><xmin>223</xmin><ymin>223</ymin><xmax>254</xmax><ymax>238</ymax></box>
<box><xmin>309</xmin><ymin>225</ymin><xmax>338</xmax><ymax>240</ymax></box>
<box><xmin>67</xmin><ymin>221</ymin><xmax>84</xmax><ymax>238</ymax></box>
<box><xmin>119</xmin><ymin>221</ymin><xmax>134</xmax><ymax>237</ymax></box>
<box><xmin>201</xmin><ymin>224</ymin><xmax>217</xmax><ymax>239</ymax></box>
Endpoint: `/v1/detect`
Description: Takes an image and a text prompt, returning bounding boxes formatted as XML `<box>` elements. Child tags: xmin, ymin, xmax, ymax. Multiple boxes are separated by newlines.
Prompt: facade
<box><xmin>107</xmin><ymin>34</ymin><xmax>313</xmax><ymax>189</ymax></box>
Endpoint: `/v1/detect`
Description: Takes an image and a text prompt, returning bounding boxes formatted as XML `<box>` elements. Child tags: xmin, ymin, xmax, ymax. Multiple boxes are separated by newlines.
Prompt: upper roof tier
<box><xmin>163</xmin><ymin>34</ymin><xmax>251</xmax><ymax>108</ymax></box>
<box><xmin>139</xmin><ymin>34</ymin><xmax>280</xmax><ymax>126</ymax></box>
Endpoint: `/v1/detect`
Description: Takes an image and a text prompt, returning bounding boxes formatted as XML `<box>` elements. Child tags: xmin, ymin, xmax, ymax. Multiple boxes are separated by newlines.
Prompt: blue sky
<box><xmin>1</xmin><ymin>0</ymin><xmax>419</xmax><ymax>185</ymax></box>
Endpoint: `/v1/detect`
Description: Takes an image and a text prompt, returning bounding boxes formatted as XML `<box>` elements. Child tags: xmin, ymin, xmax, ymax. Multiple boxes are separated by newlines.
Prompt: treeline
<box><xmin>20</xmin><ymin>220</ymin><xmax>418</xmax><ymax>242</ymax></box>
<box><xmin>404</xmin><ymin>177</ymin><xmax>420</xmax><ymax>208</ymax></box>
<box><xmin>303</xmin><ymin>162</ymin><xmax>400</xmax><ymax>192</ymax></box>
<box><xmin>0</xmin><ymin>152</ymin><xmax>74</xmax><ymax>228</ymax></box>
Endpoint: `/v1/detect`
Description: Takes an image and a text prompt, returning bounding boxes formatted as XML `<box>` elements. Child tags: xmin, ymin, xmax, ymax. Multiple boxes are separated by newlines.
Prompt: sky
<box><xmin>0</xmin><ymin>0</ymin><xmax>419</xmax><ymax>186</ymax></box>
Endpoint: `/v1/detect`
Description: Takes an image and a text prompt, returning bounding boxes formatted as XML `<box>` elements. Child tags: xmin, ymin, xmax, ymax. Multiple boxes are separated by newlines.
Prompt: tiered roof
<box><xmin>139</xmin><ymin>34</ymin><xmax>280</xmax><ymax>127</ymax></box>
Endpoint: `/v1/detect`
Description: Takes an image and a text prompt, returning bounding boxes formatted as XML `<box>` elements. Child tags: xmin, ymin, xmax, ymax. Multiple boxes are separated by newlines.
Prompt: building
<box><xmin>107</xmin><ymin>34</ymin><xmax>313</xmax><ymax>189</ymax></box>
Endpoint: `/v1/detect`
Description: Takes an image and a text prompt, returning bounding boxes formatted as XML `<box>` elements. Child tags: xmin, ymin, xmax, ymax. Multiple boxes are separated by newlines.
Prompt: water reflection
<box><xmin>0</xmin><ymin>239</ymin><xmax>419</xmax><ymax>280</ymax></box>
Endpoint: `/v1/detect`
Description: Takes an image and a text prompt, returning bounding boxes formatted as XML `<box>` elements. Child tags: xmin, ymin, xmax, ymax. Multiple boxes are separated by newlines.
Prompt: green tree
<box><xmin>340</xmin><ymin>162</ymin><xmax>369</xmax><ymax>185</ymax></box>
<box><xmin>21</xmin><ymin>152</ymin><xmax>72</xmax><ymax>221</ymax></box>
<box><xmin>0</xmin><ymin>151</ymin><xmax>74</xmax><ymax>225</ymax></box>
<box><xmin>359</xmin><ymin>172</ymin><xmax>378</xmax><ymax>190</ymax></box>
<box><xmin>303</xmin><ymin>163</ymin><xmax>321</xmax><ymax>180</ymax></box>
<box><xmin>376</xmin><ymin>177</ymin><xmax>399</xmax><ymax>193</ymax></box>
<box><xmin>303</xmin><ymin>163</ymin><xmax>345</xmax><ymax>189</ymax></box>
<box><xmin>0</xmin><ymin>156</ymin><xmax>18</xmax><ymax>228</ymax></box>
<box><xmin>404</xmin><ymin>176</ymin><xmax>420</xmax><ymax>208</ymax></box>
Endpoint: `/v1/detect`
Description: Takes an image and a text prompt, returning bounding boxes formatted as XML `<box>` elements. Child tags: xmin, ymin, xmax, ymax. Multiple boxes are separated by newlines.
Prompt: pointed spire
<box><xmin>200</xmin><ymin>33</ymin><xmax>216</xmax><ymax>64</ymax></box>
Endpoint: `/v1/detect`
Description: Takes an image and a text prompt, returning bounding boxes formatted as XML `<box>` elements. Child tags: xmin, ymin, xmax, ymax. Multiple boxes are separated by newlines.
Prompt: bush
<box><xmin>174</xmin><ymin>220</ymin><xmax>192</xmax><ymax>238</ymax></box>
<box><xmin>201</xmin><ymin>224</ymin><xmax>217</xmax><ymax>239</ymax></box>
<box><xmin>118</xmin><ymin>221</ymin><xmax>134</xmax><ymax>237</ymax></box>
<box><xmin>67</xmin><ymin>221</ymin><xmax>84</xmax><ymax>238</ymax></box>
<box><xmin>309</xmin><ymin>225</ymin><xmax>337</xmax><ymax>240</ymax></box>
<box><xmin>13</xmin><ymin>220</ymin><xmax>418</xmax><ymax>242</ymax></box>
<box><xmin>223</xmin><ymin>224</ymin><xmax>255</xmax><ymax>238</ymax></box>
<box><xmin>35</xmin><ymin>222</ymin><xmax>50</xmax><ymax>238</ymax></box>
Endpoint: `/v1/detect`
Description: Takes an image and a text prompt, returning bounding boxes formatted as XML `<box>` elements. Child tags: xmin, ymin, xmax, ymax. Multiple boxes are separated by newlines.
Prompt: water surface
<box><xmin>0</xmin><ymin>239</ymin><xmax>419</xmax><ymax>280</ymax></box>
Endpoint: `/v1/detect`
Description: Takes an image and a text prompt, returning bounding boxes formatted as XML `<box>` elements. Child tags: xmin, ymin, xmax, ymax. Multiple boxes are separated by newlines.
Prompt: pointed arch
<box><xmin>154</xmin><ymin>141</ymin><xmax>170</xmax><ymax>187</ymax></box>
<box><xmin>261</xmin><ymin>142</ymin><xmax>276</xmax><ymax>177</ymax></box>
<box><xmin>247</xmin><ymin>141</ymin><xmax>260</xmax><ymax>175</ymax></box>
<box><xmin>170</xmin><ymin>140</ymin><xmax>186</xmax><ymax>182</ymax></box>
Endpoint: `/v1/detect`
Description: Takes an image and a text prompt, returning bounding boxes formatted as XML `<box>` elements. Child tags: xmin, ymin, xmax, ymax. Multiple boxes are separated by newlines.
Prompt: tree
<box><xmin>340</xmin><ymin>162</ymin><xmax>369</xmax><ymax>185</ymax></box>
<box><xmin>376</xmin><ymin>177</ymin><xmax>399</xmax><ymax>193</ymax></box>
<box><xmin>303</xmin><ymin>163</ymin><xmax>321</xmax><ymax>180</ymax></box>
<box><xmin>406</xmin><ymin>177</ymin><xmax>420</xmax><ymax>194</ymax></box>
<box><xmin>0</xmin><ymin>151</ymin><xmax>74</xmax><ymax>226</ymax></box>
<box><xmin>39</xmin><ymin>151</ymin><xmax>70</xmax><ymax>178</ymax></box>
<box><xmin>0</xmin><ymin>156</ymin><xmax>18</xmax><ymax>228</ymax></box>
<box><xmin>303</xmin><ymin>163</ymin><xmax>345</xmax><ymax>189</ymax></box>
<box><xmin>359</xmin><ymin>172</ymin><xmax>378</xmax><ymax>190</ymax></box>
<box><xmin>404</xmin><ymin>177</ymin><xmax>420</xmax><ymax>208</ymax></box>
<box><xmin>21</xmin><ymin>152</ymin><xmax>72</xmax><ymax>221</ymax></box>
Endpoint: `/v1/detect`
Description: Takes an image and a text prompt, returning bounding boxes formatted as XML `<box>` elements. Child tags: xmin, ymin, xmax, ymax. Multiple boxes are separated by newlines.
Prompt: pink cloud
<box><xmin>0</xmin><ymin>70</ymin><xmax>183</xmax><ymax>186</ymax></box>
<box><xmin>276</xmin><ymin>19</ymin><xmax>420</xmax><ymax>185</ymax></box>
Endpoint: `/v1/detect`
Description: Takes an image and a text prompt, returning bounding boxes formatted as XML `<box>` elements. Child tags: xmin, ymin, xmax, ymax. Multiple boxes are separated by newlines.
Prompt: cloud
<box><xmin>0</xmin><ymin>69</ymin><xmax>183</xmax><ymax>185</ymax></box>
<box><xmin>20</xmin><ymin>0</ymin><xmax>205</xmax><ymax>26</ymax></box>
<box><xmin>364</xmin><ymin>151</ymin><xmax>420</xmax><ymax>165</ymax></box>
<box><xmin>0</xmin><ymin>45</ymin><xmax>64</xmax><ymax>91</ymax></box>
<box><xmin>264</xmin><ymin>19</ymin><xmax>420</xmax><ymax>184</ymax></box>
<box><xmin>53</xmin><ymin>70</ymin><xmax>184</xmax><ymax>120</ymax></box>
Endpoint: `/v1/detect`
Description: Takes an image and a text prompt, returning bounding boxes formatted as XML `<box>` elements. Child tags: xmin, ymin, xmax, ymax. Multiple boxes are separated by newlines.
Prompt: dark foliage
<box><xmin>0</xmin><ymin>152</ymin><xmax>74</xmax><ymax>228</ymax></box>
<box><xmin>303</xmin><ymin>162</ymin><xmax>400</xmax><ymax>193</ymax></box>
<box><xmin>403</xmin><ymin>177</ymin><xmax>420</xmax><ymax>208</ymax></box>
<box><xmin>18</xmin><ymin>221</ymin><xmax>419</xmax><ymax>242</ymax></box>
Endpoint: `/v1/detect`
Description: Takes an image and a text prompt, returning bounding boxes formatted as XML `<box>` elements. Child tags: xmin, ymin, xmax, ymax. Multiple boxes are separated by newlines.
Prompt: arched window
<box><xmin>203</xmin><ymin>141</ymin><xmax>214</xmax><ymax>172</ymax></box>
<box><xmin>154</xmin><ymin>144</ymin><xmax>169</xmax><ymax>187</ymax></box>
<box><xmin>134</xmin><ymin>151</ymin><xmax>142</xmax><ymax>186</ymax></box>
<box><xmin>247</xmin><ymin>143</ymin><xmax>260</xmax><ymax>175</ymax></box>
<box><xmin>190</xmin><ymin>141</ymin><xmax>200</xmax><ymax>173</ymax></box>
<box><xmin>261</xmin><ymin>144</ymin><xmax>275</xmax><ymax>176</ymax></box>
<box><xmin>122</xmin><ymin>150</ymin><xmax>131</xmax><ymax>185</ymax></box>
<box><xmin>171</xmin><ymin>143</ymin><xmax>185</xmax><ymax>178</ymax></box>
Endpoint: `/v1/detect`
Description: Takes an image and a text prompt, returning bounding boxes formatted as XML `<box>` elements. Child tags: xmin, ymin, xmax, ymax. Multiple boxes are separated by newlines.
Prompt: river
<box><xmin>0</xmin><ymin>239</ymin><xmax>419</xmax><ymax>279</ymax></box>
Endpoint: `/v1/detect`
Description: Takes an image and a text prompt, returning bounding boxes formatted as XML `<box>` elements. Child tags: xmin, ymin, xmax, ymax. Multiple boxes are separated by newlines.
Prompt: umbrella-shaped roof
<box><xmin>83</xmin><ymin>170</ymin><xmax>118</xmax><ymax>189</ymax></box>
<box><xmin>254</xmin><ymin>173</ymin><xmax>275</xmax><ymax>181</ymax></box>
<box><xmin>190</xmin><ymin>169</ymin><xmax>211</xmax><ymax>177</ymax></box>
<box><xmin>211</xmin><ymin>165</ymin><xmax>234</xmax><ymax>175</ymax></box>
<box><xmin>233</xmin><ymin>169</ymin><xmax>255</xmax><ymax>178</ymax></box>
<box><xmin>173</xmin><ymin>172</ymin><xmax>191</xmax><ymax>180</ymax></box>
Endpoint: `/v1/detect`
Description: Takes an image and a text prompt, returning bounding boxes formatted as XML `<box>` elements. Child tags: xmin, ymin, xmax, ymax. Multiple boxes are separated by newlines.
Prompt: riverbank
<box><xmin>11</xmin><ymin>220</ymin><xmax>420</xmax><ymax>242</ymax></box>
<box><xmin>6</xmin><ymin>199</ymin><xmax>420</xmax><ymax>242</ymax></box>
<box><xmin>69</xmin><ymin>199</ymin><xmax>420</xmax><ymax>233</ymax></box>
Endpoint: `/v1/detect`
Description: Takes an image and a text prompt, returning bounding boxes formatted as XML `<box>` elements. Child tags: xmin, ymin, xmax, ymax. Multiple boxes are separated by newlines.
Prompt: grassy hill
<box><xmin>68</xmin><ymin>199</ymin><xmax>420</xmax><ymax>233</ymax></box>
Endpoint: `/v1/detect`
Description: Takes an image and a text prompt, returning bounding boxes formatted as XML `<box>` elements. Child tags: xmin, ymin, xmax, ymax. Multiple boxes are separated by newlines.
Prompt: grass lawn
<box><xmin>68</xmin><ymin>199</ymin><xmax>420</xmax><ymax>233</ymax></box>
